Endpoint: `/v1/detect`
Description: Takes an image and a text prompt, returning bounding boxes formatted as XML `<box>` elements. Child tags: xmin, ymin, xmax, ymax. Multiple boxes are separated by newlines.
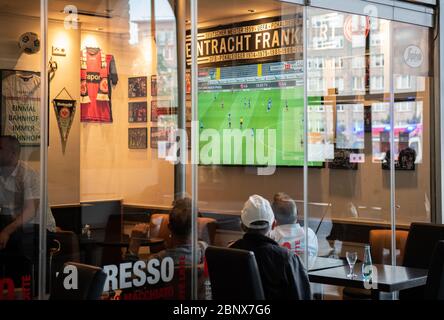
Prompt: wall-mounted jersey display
<box><xmin>80</xmin><ymin>47</ymin><xmax>118</xmax><ymax>123</ymax></box>
<box><xmin>1</xmin><ymin>70</ymin><xmax>41</xmax><ymax>146</ymax></box>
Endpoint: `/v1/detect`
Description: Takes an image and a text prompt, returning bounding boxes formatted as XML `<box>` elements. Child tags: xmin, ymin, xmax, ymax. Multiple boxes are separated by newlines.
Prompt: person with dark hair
<box><xmin>0</xmin><ymin>135</ymin><xmax>56</xmax><ymax>252</ymax></box>
<box><xmin>125</xmin><ymin>198</ymin><xmax>209</xmax><ymax>299</ymax></box>
<box><xmin>126</xmin><ymin>198</ymin><xmax>208</xmax><ymax>265</ymax></box>
<box><xmin>230</xmin><ymin>195</ymin><xmax>311</xmax><ymax>300</ymax></box>
<box><xmin>0</xmin><ymin>135</ymin><xmax>57</xmax><ymax>295</ymax></box>
<box><xmin>270</xmin><ymin>192</ymin><xmax>318</xmax><ymax>269</ymax></box>
<box><xmin>150</xmin><ymin>197</ymin><xmax>207</xmax><ymax>266</ymax></box>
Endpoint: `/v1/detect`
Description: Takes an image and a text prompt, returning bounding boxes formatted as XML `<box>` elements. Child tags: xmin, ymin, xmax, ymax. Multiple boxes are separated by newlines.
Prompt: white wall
<box><xmin>79</xmin><ymin>29</ymin><xmax>175</xmax><ymax>206</ymax></box>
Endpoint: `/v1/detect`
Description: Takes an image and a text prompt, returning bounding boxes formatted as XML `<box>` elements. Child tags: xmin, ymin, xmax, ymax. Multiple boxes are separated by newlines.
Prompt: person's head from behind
<box><xmin>0</xmin><ymin>135</ymin><xmax>20</xmax><ymax>167</ymax></box>
<box><xmin>272</xmin><ymin>192</ymin><xmax>298</xmax><ymax>226</ymax></box>
<box><xmin>168</xmin><ymin>197</ymin><xmax>192</xmax><ymax>242</ymax></box>
<box><xmin>240</xmin><ymin>195</ymin><xmax>275</xmax><ymax>236</ymax></box>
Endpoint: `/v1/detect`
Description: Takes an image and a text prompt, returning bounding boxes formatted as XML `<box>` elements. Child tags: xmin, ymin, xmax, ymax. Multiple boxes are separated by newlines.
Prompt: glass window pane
<box><xmin>46</xmin><ymin>0</ymin><xmax>185</xmax><ymax>300</ymax></box>
<box><xmin>393</xmin><ymin>21</ymin><xmax>431</xmax><ymax>226</ymax></box>
<box><xmin>0</xmin><ymin>1</ymin><xmax>44</xmax><ymax>299</ymax></box>
<box><xmin>196</xmin><ymin>0</ymin><xmax>306</xmax><ymax>300</ymax></box>
<box><xmin>307</xmin><ymin>7</ymin><xmax>393</xmax><ymax>299</ymax></box>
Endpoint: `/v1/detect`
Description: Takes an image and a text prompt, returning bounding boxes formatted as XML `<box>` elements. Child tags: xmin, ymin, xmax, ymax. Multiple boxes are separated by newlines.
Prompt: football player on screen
<box><xmin>267</xmin><ymin>97</ymin><xmax>272</xmax><ymax>112</ymax></box>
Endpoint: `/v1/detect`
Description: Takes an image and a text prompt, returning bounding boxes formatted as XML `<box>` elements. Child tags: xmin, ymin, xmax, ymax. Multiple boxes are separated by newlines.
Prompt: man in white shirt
<box><xmin>270</xmin><ymin>192</ymin><xmax>318</xmax><ymax>269</ymax></box>
<box><xmin>0</xmin><ymin>135</ymin><xmax>56</xmax><ymax>253</ymax></box>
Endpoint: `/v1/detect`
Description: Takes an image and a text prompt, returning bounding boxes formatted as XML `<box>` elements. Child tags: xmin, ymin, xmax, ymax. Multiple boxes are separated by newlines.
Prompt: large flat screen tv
<box><xmin>197</xmin><ymin>60</ymin><xmax>322</xmax><ymax>167</ymax></box>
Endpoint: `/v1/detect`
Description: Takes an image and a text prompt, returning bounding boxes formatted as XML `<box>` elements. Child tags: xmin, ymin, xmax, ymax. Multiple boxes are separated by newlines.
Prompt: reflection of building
<box><xmin>336</xmin><ymin>104</ymin><xmax>364</xmax><ymax>149</ymax></box>
<box><xmin>307</xmin><ymin>10</ymin><xmax>425</xmax><ymax>164</ymax></box>
<box><xmin>134</xmin><ymin>18</ymin><xmax>178</xmax><ymax>99</ymax></box>
<box><xmin>307</xmin><ymin>11</ymin><xmax>424</xmax><ymax>96</ymax></box>
<box><xmin>371</xmin><ymin>101</ymin><xmax>423</xmax><ymax>161</ymax></box>
<box><xmin>308</xmin><ymin>105</ymin><xmax>334</xmax><ymax>144</ymax></box>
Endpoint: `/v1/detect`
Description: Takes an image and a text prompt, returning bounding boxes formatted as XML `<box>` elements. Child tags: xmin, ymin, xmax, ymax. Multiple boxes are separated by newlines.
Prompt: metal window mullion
<box><xmin>438</xmin><ymin>0</ymin><xmax>444</xmax><ymax>225</ymax></box>
<box><xmin>190</xmin><ymin>0</ymin><xmax>199</xmax><ymax>301</ymax></box>
<box><xmin>38</xmin><ymin>0</ymin><xmax>49</xmax><ymax>300</ymax></box>
<box><xmin>303</xmin><ymin>5</ymin><xmax>309</xmax><ymax>269</ymax></box>
<box><xmin>389</xmin><ymin>20</ymin><xmax>398</xmax><ymax>300</ymax></box>
<box><xmin>175</xmin><ymin>0</ymin><xmax>187</xmax><ymax>199</ymax></box>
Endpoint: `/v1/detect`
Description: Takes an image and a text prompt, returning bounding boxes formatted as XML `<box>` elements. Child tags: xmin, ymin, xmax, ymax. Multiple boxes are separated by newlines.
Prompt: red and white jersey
<box><xmin>80</xmin><ymin>47</ymin><xmax>111</xmax><ymax>122</ymax></box>
<box><xmin>270</xmin><ymin>223</ymin><xmax>318</xmax><ymax>269</ymax></box>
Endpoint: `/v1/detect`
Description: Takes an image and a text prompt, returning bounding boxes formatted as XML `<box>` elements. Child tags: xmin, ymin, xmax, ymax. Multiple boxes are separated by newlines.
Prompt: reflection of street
<box><xmin>336</xmin><ymin>104</ymin><xmax>364</xmax><ymax>150</ymax></box>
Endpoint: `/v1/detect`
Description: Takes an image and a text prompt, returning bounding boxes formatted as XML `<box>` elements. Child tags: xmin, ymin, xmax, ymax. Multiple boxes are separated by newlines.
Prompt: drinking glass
<box><xmin>346</xmin><ymin>251</ymin><xmax>358</xmax><ymax>279</ymax></box>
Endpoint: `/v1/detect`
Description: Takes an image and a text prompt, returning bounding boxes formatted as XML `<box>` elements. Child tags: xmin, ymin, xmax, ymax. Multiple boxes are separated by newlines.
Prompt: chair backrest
<box><xmin>52</xmin><ymin>231</ymin><xmax>81</xmax><ymax>262</ymax></box>
<box><xmin>197</xmin><ymin>217</ymin><xmax>217</xmax><ymax>244</ymax></box>
<box><xmin>149</xmin><ymin>213</ymin><xmax>217</xmax><ymax>245</ymax></box>
<box><xmin>403</xmin><ymin>223</ymin><xmax>444</xmax><ymax>269</ymax></box>
<box><xmin>424</xmin><ymin>241</ymin><xmax>444</xmax><ymax>300</ymax></box>
<box><xmin>101</xmin><ymin>214</ymin><xmax>125</xmax><ymax>265</ymax></box>
<box><xmin>205</xmin><ymin>246</ymin><xmax>265</xmax><ymax>300</ymax></box>
<box><xmin>400</xmin><ymin>223</ymin><xmax>444</xmax><ymax>300</ymax></box>
<box><xmin>149</xmin><ymin>213</ymin><xmax>170</xmax><ymax>242</ymax></box>
<box><xmin>369</xmin><ymin>229</ymin><xmax>409</xmax><ymax>265</ymax></box>
<box><xmin>50</xmin><ymin>262</ymin><xmax>106</xmax><ymax>300</ymax></box>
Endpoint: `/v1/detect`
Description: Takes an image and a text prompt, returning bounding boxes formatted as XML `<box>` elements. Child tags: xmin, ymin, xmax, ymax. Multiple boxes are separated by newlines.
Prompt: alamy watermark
<box><xmin>163</xmin><ymin>121</ymin><xmax>278</xmax><ymax>175</ymax></box>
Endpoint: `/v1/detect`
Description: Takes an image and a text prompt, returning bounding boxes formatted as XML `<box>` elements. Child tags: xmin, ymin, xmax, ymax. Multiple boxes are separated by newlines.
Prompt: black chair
<box><xmin>49</xmin><ymin>231</ymin><xmax>81</xmax><ymax>291</ymax></box>
<box><xmin>424</xmin><ymin>241</ymin><xmax>444</xmax><ymax>300</ymax></box>
<box><xmin>50</xmin><ymin>262</ymin><xmax>106</xmax><ymax>300</ymax></box>
<box><xmin>101</xmin><ymin>214</ymin><xmax>126</xmax><ymax>266</ymax></box>
<box><xmin>205</xmin><ymin>246</ymin><xmax>265</xmax><ymax>300</ymax></box>
<box><xmin>51</xmin><ymin>231</ymin><xmax>81</xmax><ymax>268</ymax></box>
<box><xmin>400</xmin><ymin>222</ymin><xmax>444</xmax><ymax>300</ymax></box>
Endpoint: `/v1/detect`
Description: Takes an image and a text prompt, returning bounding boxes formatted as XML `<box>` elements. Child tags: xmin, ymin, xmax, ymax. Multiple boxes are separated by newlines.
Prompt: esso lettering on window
<box><xmin>102</xmin><ymin>257</ymin><xmax>174</xmax><ymax>291</ymax></box>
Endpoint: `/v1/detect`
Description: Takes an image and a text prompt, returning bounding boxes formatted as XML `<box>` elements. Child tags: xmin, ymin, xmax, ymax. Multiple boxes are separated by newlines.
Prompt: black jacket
<box><xmin>230</xmin><ymin>233</ymin><xmax>312</xmax><ymax>300</ymax></box>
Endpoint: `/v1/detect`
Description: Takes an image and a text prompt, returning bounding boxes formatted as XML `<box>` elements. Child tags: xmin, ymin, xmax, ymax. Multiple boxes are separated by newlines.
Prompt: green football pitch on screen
<box><xmin>198</xmin><ymin>87</ymin><xmax>311</xmax><ymax>166</ymax></box>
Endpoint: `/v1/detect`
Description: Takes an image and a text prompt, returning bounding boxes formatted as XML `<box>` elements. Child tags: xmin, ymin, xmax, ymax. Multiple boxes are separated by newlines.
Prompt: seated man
<box><xmin>0</xmin><ymin>135</ymin><xmax>56</xmax><ymax>255</ymax></box>
<box><xmin>0</xmin><ymin>135</ymin><xmax>57</xmax><ymax>295</ymax></box>
<box><xmin>230</xmin><ymin>194</ymin><xmax>311</xmax><ymax>300</ymax></box>
<box><xmin>270</xmin><ymin>192</ymin><xmax>318</xmax><ymax>269</ymax></box>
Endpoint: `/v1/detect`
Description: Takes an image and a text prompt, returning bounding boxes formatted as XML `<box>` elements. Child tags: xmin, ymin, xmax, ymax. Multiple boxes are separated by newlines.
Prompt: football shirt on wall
<box><xmin>1</xmin><ymin>72</ymin><xmax>41</xmax><ymax>145</ymax></box>
<box><xmin>80</xmin><ymin>47</ymin><xmax>117</xmax><ymax>122</ymax></box>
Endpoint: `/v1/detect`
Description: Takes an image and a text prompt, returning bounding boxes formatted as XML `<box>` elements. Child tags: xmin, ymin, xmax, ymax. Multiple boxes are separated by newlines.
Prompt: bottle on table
<box><xmin>362</xmin><ymin>245</ymin><xmax>373</xmax><ymax>281</ymax></box>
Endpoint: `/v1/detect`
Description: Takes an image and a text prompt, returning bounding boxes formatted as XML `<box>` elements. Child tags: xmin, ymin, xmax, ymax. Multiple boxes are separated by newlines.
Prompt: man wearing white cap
<box><xmin>230</xmin><ymin>195</ymin><xmax>311</xmax><ymax>300</ymax></box>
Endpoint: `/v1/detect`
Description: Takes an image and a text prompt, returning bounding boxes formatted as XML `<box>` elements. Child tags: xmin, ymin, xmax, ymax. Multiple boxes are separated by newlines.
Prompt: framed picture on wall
<box><xmin>185</xmin><ymin>70</ymin><xmax>191</xmax><ymax>94</ymax></box>
<box><xmin>382</xmin><ymin>150</ymin><xmax>417</xmax><ymax>170</ymax></box>
<box><xmin>186</xmin><ymin>100</ymin><xmax>192</xmax><ymax>122</ymax></box>
<box><xmin>151</xmin><ymin>100</ymin><xmax>175</xmax><ymax>122</ymax></box>
<box><xmin>328</xmin><ymin>148</ymin><xmax>359</xmax><ymax>170</ymax></box>
<box><xmin>151</xmin><ymin>75</ymin><xmax>158</xmax><ymax>96</ymax></box>
<box><xmin>150</xmin><ymin>126</ymin><xmax>175</xmax><ymax>149</ymax></box>
<box><xmin>128</xmin><ymin>102</ymin><xmax>147</xmax><ymax>123</ymax></box>
<box><xmin>128</xmin><ymin>127</ymin><xmax>148</xmax><ymax>149</ymax></box>
<box><xmin>0</xmin><ymin>69</ymin><xmax>41</xmax><ymax>146</ymax></box>
<box><xmin>128</xmin><ymin>76</ymin><xmax>147</xmax><ymax>98</ymax></box>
